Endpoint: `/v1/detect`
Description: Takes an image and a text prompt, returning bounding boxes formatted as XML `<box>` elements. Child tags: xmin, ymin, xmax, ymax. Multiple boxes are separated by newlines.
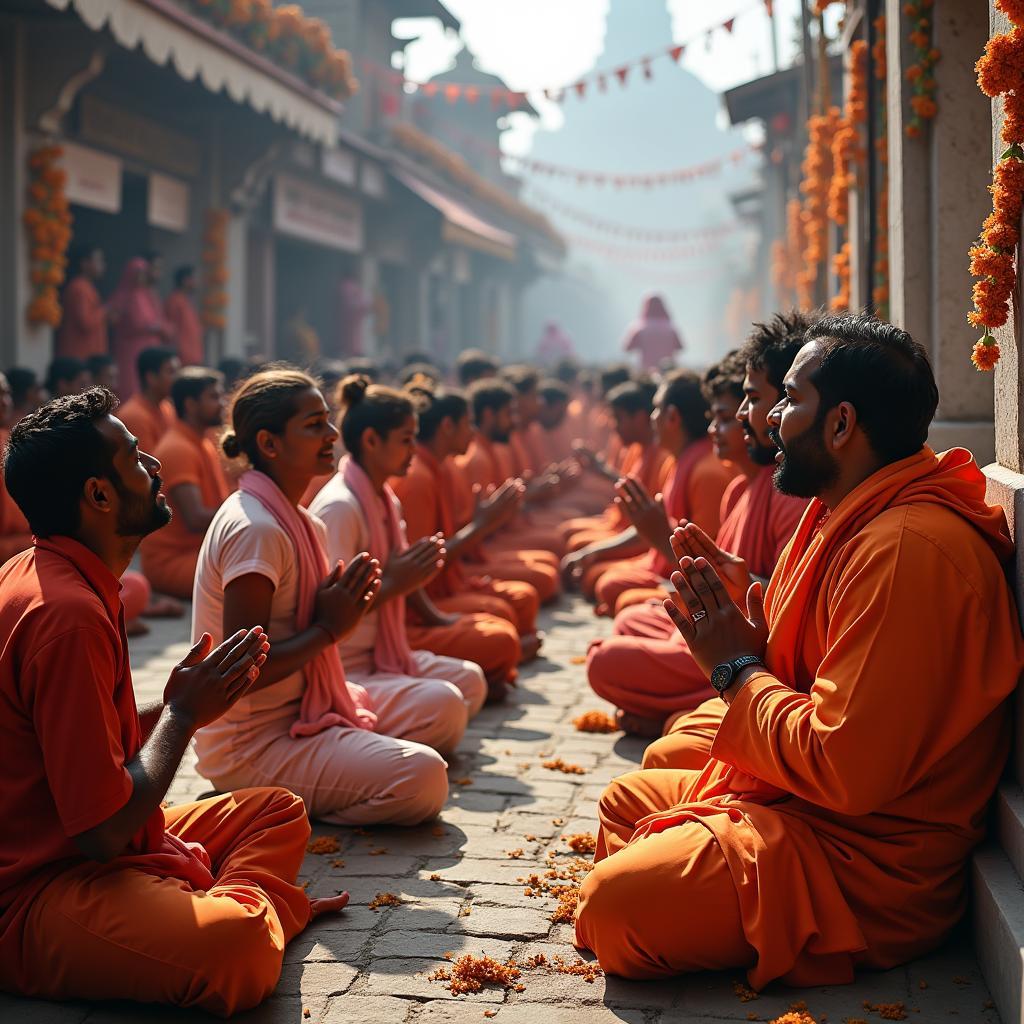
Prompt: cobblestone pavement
<box><xmin>5</xmin><ymin>597</ymin><xmax>1002</xmax><ymax>1023</ymax></box>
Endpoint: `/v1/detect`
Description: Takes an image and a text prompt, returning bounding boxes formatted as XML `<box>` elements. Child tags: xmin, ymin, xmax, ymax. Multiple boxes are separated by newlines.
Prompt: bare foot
<box><xmin>144</xmin><ymin>596</ymin><xmax>186</xmax><ymax>619</ymax></box>
<box><xmin>125</xmin><ymin>618</ymin><xmax>150</xmax><ymax>637</ymax></box>
<box><xmin>616</xmin><ymin>709</ymin><xmax>666</xmax><ymax>738</ymax></box>
<box><xmin>310</xmin><ymin>892</ymin><xmax>349</xmax><ymax>919</ymax></box>
<box><xmin>519</xmin><ymin>632</ymin><xmax>543</xmax><ymax>662</ymax></box>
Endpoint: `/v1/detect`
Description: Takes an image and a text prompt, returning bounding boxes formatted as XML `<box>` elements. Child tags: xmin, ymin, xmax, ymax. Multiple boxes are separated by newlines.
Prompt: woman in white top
<box><xmin>191</xmin><ymin>368</ymin><xmax>449</xmax><ymax>825</ymax></box>
<box><xmin>309</xmin><ymin>376</ymin><xmax>487</xmax><ymax>747</ymax></box>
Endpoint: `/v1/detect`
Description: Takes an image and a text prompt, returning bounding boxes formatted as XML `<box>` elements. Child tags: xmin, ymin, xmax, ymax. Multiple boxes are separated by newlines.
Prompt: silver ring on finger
<box><xmin>691</xmin><ymin>610</ymin><xmax>707</xmax><ymax>623</ymax></box>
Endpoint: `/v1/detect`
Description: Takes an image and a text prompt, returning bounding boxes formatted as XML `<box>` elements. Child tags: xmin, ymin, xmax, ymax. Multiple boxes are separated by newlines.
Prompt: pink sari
<box><xmin>110</xmin><ymin>258</ymin><xmax>167</xmax><ymax>399</ymax></box>
<box><xmin>340</xmin><ymin>455</ymin><xmax>417</xmax><ymax>676</ymax></box>
<box><xmin>238</xmin><ymin>469</ymin><xmax>377</xmax><ymax>736</ymax></box>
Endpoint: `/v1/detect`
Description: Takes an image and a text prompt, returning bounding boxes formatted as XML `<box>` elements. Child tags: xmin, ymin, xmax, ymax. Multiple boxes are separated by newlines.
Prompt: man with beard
<box><xmin>452</xmin><ymin>378</ymin><xmax>564</xmax><ymax>596</ymax></box>
<box><xmin>575</xmin><ymin>314</ymin><xmax>1024</xmax><ymax>994</ymax></box>
<box><xmin>0</xmin><ymin>387</ymin><xmax>342</xmax><ymax>1014</ymax></box>
<box><xmin>140</xmin><ymin>368</ymin><xmax>231</xmax><ymax>599</ymax></box>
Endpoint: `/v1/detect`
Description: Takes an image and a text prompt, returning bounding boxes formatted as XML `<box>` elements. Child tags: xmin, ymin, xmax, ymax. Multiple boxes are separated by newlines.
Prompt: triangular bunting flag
<box><xmin>723</xmin><ymin>18</ymin><xmax>735</xmax><ymax>33</ymax></box>
<box><xmin>642</xmin><ymin>58</ymin><xmax>653</xmax><ymax>80</ymax></box>
<box><xmin>574</xmin><ymin>80</ymin><xmax>587</xmax><ymax>98</ymax></box>
<box><xmin>615</xmin><ymin>66</ymin><xmax>630</xmax><ymax>86</ymax></box>
<box><xmin>422</xmin><ymin>82</ymin><xmax>438</xmax><ymax>98</ymax></box>
<box><xmin>670</xmin><ymin>44</ymin><xmax>685</xmax><ymax>63</ymax></box>
<box><xmin>597</xmin><ymin>73</ymin><xmax>608</xmax><ymax>92</ymax></box>
<box><xmin>465</xmin><ymin>86</ymin><xmax>479</xmax><ymax>104</ymax></box>
<box><xmin>444</xmin><ymin>83</ymin><xmax>461</xmax><ymax>104</ymax></box>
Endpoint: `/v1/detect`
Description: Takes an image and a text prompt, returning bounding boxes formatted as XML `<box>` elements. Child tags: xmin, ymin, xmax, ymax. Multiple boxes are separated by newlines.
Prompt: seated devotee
<box><xmin>574</xmin><ymin>313</ymin><xmax>1024</xmax><ymax>991</ymax></box>
<box><xmin>400</xmin><ymin>361</ymin><xmax>443</xmax><ymax>387</ymax></box>
<box><xmin>454</xmin><ymin>378</ymin><xmax>566</xmax><ymax>585</ymax></box>
<box><xmin>300</xmin><ymin>360</ymin><xmax>350</xmax><ymax>508</ymax></box>
<box><xmin>309</xmin><ymin>377</ymin><xmax>489</xmax><ymax>722</ymax></box>
<box><xmin>191</xmin><ymin>367</ymin><xmax>452</xmax><ymax>824</ymax></box>
<box><xmin>86</xmin><ymin>353</ymin><xmax>118</xmax><ymax>395</ymax></box>
<box><xmin>588</xmin><ymin>358</ymin><xmax>761</xmax><ymax>620</ymax></box>
<box><xmin>560</xmin><ymin>379</ymin><xmax>679</xmax><ymax>594</ymax></box>
<box><xmin>139</xmin><ymin>368</ymin><xmax>231</xmax><ymax>600</ymax></box>
<box><xmin>456</xmin><ymin>348</ymin><xmax>499</xmax><ymax>387</ymax></box>
<box><xmin>587</xmin><ymin>348</ymin><xmax>807</xmax><ymax>736</ymax></box>
<box><xmin>117</xmin><ymin>347</ymin><xmax>179</xmax><ymax>456</ymax></box>
<box><xmin>391</xmin><ymin>381</ymin><xmax>540</xmax><ymax>695</ymax></box>
<box><xmin>164</xmin><ymin>265</ymin><xmax>204</xmax><ymax>367</ymax></box>
<box><xmin>0</xmin><ymin>386</ymin><xmax>347</xmax><ymax>1015</ymax></box>
<box><xmin>7</xmin><ymin>367</ymin><xmax>42</xmax><ymax>422</ymax></box>
<box><xmin>45</xmin><ymin>356</ymin><xmax>90</xmax><ymax>399</ymax></box>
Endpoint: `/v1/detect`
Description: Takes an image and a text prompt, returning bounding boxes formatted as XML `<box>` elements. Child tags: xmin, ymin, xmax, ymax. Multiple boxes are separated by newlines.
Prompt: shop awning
<box><xmin>392</xmin><ymin>168</ymin><xmax>518</xmax><ymax>263</ymax></box>
<box><xmin>44</xmin><ymin>0</ymin><xmax>342</xmax><ymax>146</ymax></box>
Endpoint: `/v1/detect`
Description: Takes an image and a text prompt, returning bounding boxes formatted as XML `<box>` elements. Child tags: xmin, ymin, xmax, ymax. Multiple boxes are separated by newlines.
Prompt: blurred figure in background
<box><xmin>623</xmin><ymin>293</ymin><xmax>683</xmax><ymax>372</ymax></box>
<box><xmin>164</xmin><ymin>265</ymin><xmax>204</xmax><ymax>368</ymax></box>
<box><xmin>56</xmin><ymin>245</ymin><xmax>108</xmax><ymax>360</ymax></box>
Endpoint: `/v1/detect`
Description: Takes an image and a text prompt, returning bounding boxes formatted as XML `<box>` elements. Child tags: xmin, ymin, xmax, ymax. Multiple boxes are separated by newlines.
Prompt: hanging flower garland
<box><xmin>872</xmin><ymin>14</ymin><xmax>890</xmax><ymax>319</ymax></box>
<box><xmin>797</xmin><ymin>107</ymin><xmax>842</xmax><ymax>308</ymax></box>
<box><xmin>828</xmin><ymin>39</ymin><xmax>868</xmax><ymax>228</ymax></box>
<box><xmin>904</xmin><ymin>0</ymin><xmax>941</xmax><ymax>138</ymax></box>
<box><xmin>23</xmin><ymin>145</ymin><xmax>72</xmax><ymax>328</ymax></box>
<box><xmin>200</xmin><ymin>209</ymin><xmax>229</xmax><ymax>332</ymax></box>
<box><xmin>967</xmin><ymin>0</ymin><xmax>1024</xmax><ymax>370</ymax></box>
<box><xmin>773</xmin><ymin>197</ymin><xmax>804</xmax><ymax>306</ymax></box>
<box><xmin>831</xmin><ymin>241</ymin><xmax>852</xmax><ymax>309</ymax></box>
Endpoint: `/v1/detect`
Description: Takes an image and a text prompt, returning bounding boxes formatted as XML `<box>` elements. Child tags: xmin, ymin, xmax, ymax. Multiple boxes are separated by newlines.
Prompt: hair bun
<box><xmin>339</xmin><ymin>374</ymin><xmax>370</xmax><ymax>406</ymax></box>
<box><xmin>221</xmin><ymin>431</ymin><xmax>241</xmax><ymax>459</ymax></box>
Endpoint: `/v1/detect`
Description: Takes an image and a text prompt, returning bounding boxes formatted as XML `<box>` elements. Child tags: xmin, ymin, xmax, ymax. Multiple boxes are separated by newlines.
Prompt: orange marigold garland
<box><xmin>872</xmin><ymin>14</ymin><xmax>890</xmax><ymax>319</ymax></box>
<box><xmin>24</xmin><ymin>145</ymin><xmax>72</xmax><ymax>328</ymax></box>
<box><xmin>797</xmin><ymin>107</ymin><xmax>842</xmax><ymax>308</ymax></box>
<box><xmin>903</xmin><ymin>0</ymin><xmax>940</xmax><ymax>138</ymax></box>
<box><xmin>968</xmin><ymin>0</ymin><xmax>1024</xmax><ymax>370</ymax></box>
<box><xmin>831</xmin><ymin>241</ymin><xmax>852</xmax><ymax>310</ymax></box>
<box><xmin>828</xmin><ymin>39</ymin><xmax>868</xmax><ymax>228</ymax></box>
<box><xmin>200</xmin><ymin>209</ymin><xmax>229</xmax><ymax>332</ymax></box>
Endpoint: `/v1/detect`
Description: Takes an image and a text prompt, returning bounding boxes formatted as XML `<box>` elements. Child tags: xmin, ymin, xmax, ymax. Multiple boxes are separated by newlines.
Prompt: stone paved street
<box><xmin>4</xmin><ymin>597</ymin><xmax>1003</xmax><ymax>1023</ymax></box>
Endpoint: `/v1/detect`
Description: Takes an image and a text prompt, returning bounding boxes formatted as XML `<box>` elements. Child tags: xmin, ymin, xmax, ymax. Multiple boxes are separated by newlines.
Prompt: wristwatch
<box><xmin>710</xmin><ymin>655</ymin><xmax>763</xmax><ymax>699</ymax></box>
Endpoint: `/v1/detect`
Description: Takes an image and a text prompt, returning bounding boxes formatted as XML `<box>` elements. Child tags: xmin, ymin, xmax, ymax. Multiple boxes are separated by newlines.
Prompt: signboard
<box><xmin>80</xmin><ymin>95</ymin><xmax>201</xmax><ymax>179</ymax></box>
<box><xmin>273</xmin><ymin>173</ymin><xmax>364</xmax><ymax>253</ymax></box>
<box><xmin>148</xmin><ymin>173</ymin><xmax>190</xmax><ymax>232</ymax></box>
<box><xmin>322</xmin><ymin>146</ymin><xmax>357</xmax><ymax>187</ymax></box>
<box><xmin>62</xmin><ymin>142</ymin><xmax>122</xmax><ymax>213</ymax></box>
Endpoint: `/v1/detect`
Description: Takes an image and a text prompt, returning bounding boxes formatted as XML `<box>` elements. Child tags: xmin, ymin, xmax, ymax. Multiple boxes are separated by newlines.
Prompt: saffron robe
<box><xmin>164</xmin><ymin>290</ymin><xmax>204</xmax><ymax>367</ymax></box>
<box><xmin>576</xmin><ymin>447</ymin><xmax>1024</xmax><ymax>990</ymax></box>
<box><xmin>589</xmin><ymin>438</ymin><xmax>741</xmax><ymax>610</ymax></box>
<box><xmin>56</xmin><ymin>276</ymin><xmax>107</xmax><ymax>359</ymax></box>
<box><xmin>140</xmin><ymin>420</ymin><xmax>231</xmax><ymax>599</ymax></box>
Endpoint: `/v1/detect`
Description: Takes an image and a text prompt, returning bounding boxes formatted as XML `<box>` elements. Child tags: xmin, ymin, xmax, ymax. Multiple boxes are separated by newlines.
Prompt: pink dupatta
<box><xmin>238</xmin><ymin>470</ymin><xmax>377</xmax><ymax>736</ymax></box>
<box><xmin>340</xmin><ymin>455</ymin><xmax>418</xmax><ymax>676</ymax></box>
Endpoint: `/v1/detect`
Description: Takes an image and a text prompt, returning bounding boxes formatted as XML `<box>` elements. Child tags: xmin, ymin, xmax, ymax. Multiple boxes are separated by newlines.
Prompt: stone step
<box><xmin>997</xmin><ymin>781</ymin><xmax>1024</xmax><ymax>883</ymax></box>
<box><xmin>973</xmin><ymin>842</ymin><xmax>1024</xmax><ymax>1024</ymax></box>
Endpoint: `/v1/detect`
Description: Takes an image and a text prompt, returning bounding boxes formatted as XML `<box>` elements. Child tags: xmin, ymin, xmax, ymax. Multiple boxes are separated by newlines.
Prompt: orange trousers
<box><xmin>19</xmin><ymin>788</ymin><xmax>312</xmax><ymax>1016</ymax></box>
<box><xmin>591</xmin><ymin>555</ymin><xmax>664</xmax><ymax>616</ymax></box>
<box><xmin>140</xmin><ymin>546</ymin><xmax>200</xmax><ymax>600</ymax></box>
<box><xmin>641</xmin><ymin>696</ymin><xmax>726</xmax><ymax>771</ymax></box>
<box><xmin>434</xmin><ymin>578</ymin><xmax>540</xmax><ymax>636</ymax></box>
<box><xmin>477</xmin><ymin>548</ymin><xmax>562</xmax><ymax>604</ymax></box>
<box><xmin>407</xmin><ymin>610</ymin><xmax>521</xmax><ymax>684</ymax></box>
<box><xmin>574</xmin><ymin>768</ymin><xmax>754</xmax><ymax>978</ymax></box>
<box><xmin>119</xmin><ymin>570</ymin><xmax>151</xmax><ymax>621</ymax></box>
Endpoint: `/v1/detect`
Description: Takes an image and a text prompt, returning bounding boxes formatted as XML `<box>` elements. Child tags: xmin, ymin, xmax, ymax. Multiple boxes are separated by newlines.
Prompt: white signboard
<box><xmin>62</xmin><ymin>142</ymin><xmax>121</xmax><ymax>213</ymax></box>
<box><xmin>147</xmin><ymin>172</ymin><xmax>189</xmax><ymax>232</ymax></box>
<box><xmin>322</xmin><ymin>147</ymin><xmax>357</xmax><ymax>187</ymax></box>
<box><xmin>274</xmin><ymin>173</ymin><xmax>364</xmax><ymax>253</ymax></box>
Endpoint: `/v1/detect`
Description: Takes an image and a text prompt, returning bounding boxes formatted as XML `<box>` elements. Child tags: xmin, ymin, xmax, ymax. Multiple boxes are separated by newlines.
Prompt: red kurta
<box><xmin>56</xmin><ymin>276</ymin><xmax>107</xmax><ymax>359</ymax></box>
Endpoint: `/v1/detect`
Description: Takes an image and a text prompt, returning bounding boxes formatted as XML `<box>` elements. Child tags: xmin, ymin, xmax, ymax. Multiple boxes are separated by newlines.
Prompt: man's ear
<box><xmin>82</xmin><ymin>476</ymin><xmax>111</xmax><ymax>513</ymax></box>
<box><xmin>830</xmin><ymin>401</ymin><xmax>858</xmax><ymax>451</ymax></box>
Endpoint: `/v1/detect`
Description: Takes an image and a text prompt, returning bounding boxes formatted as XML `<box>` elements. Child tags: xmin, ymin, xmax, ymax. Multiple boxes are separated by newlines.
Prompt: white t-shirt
<box><xmin>308</xmin><ymin>473</ymin><xmax>380</xmax><ymax>669</ymax></box>
<box><xmin>191</xmin><ymin>490</ymin><xmax>329</xmax><ymax>771</ymax></box>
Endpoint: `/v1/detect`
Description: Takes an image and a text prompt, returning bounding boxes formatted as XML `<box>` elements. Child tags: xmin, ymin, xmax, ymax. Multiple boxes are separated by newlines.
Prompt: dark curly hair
<box><xmin>337</xmin><ymin>374</ymin><xmax>417</xmax><ymax>459</ymax></box>
<box><xmin>5</xmin><ymin>387</ymin><xmax>120</xmax><ymax>537</ymax></box>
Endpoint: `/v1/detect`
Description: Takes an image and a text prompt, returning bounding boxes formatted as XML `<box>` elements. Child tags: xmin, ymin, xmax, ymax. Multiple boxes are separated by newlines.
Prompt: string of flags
<box><xmin>566</xmin><ymin>231</ymin><xmax>748</xmax><ymax>264</ymax></box>
<box><xmin>524</xmin><ymin>184</ymin><xmax>750</xmax><ymax>242</ymax></box>
<box><xmin>362</xmin><ymin>0</ymin><xmax>770</xmax><ymax>112</ymax></box>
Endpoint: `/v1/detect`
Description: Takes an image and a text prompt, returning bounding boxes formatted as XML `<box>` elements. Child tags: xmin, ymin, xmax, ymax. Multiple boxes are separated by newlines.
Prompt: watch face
<box><xmin>711</xmin><ymin>664</ymin><xmax>732</xmax><ymax>693</ymax></box>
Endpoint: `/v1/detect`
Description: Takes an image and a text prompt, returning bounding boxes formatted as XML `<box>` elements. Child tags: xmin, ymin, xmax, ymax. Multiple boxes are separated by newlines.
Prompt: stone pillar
<box><xmin>886</xmin><ymin>0</ymin><xmax>995</xmax><ymax>463</ymax></box>
<box><xmin>359</xmin><ymin>253</ymin><xmax>379</xmax><ymax>358</ymax></box>
<box><xmin>223</xmin><ymin>213</ymin><xmax>247</xmax><ymax>359</ymax></box>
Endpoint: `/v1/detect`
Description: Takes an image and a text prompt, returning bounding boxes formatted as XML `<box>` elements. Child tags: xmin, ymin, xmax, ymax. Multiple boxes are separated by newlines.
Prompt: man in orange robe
<box><xmin>56</xmin><ymin>245</ymin><xmax>108</xmax><ymax>360</ymax></box>
<box><xmin>140</xmin><ymin>368</ymin><xmax>230</xmax><ymax>599</ymax></box>
<box><xmin>455</xmin><ymin>378</ymin><xmax>565</xmax><ymax>590</ymax></box>
<box><xmin>581</xmin><ymin>364</ymin><xmax>741</xmax><ymax>610</ymax></box>
<box><xmin>117</xmin><ymin>346</ymin><xmax>180</xmax><ymax>456</ymax></box>
<box><xmin>563</xmin><ymin>371</ymin><xmax>731</xmax><ymax>600</ymax></box>
<box><xmin>164</xmin><ymin>265</ymin><xmax>205</xmax><ymax>368</ymax></box>
<box><xmin>587</xmin><ymin>347</ymin><xmax>807</xmax><ymax>734</ymax></box>
<box><xmin>0</xmin><ymin>388</ymin><xmax>344</xmax><ymax>1015</ymax></box>
<box><xmin>575</xmin><ymin>314</ymin><xmax>1024</xmax><ymax>991</ymax></box>
<box><xmin>391</xmin><ymin>384</ymin><xmax>543</xmax><ymax>674</ymax></box>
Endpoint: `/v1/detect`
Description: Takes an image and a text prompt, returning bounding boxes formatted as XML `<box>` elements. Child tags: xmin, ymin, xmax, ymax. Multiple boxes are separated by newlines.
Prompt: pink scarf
<box><xmin>341</xmin><ymin>455</ymin><xmax>417</xmax><ymax>676</ymax></box>
<box><xmin>238</xmin><ymin>470</ymin><xmax>377</xmax><ymax>736</ymax></box>
<box><xmin>648</xmin><ymin>436</ymin><xmax>713</xmax><ymax>577</ymax></box>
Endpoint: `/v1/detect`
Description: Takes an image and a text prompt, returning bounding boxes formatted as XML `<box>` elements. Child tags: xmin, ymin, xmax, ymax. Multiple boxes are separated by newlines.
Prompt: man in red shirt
<box><xmin>0</xmin><ymin>388</ymin><xmax>345</xmax><ymax>1014</ymax></box>
<box><xmin>164</xmin><ymin>265</ymin><xmax>205</xmax><ymax>367</ymax></box>
<box><xmin>56</xmin><ymin>245</ymin><xmax>108</xmax><ymax>359</ymax></box>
